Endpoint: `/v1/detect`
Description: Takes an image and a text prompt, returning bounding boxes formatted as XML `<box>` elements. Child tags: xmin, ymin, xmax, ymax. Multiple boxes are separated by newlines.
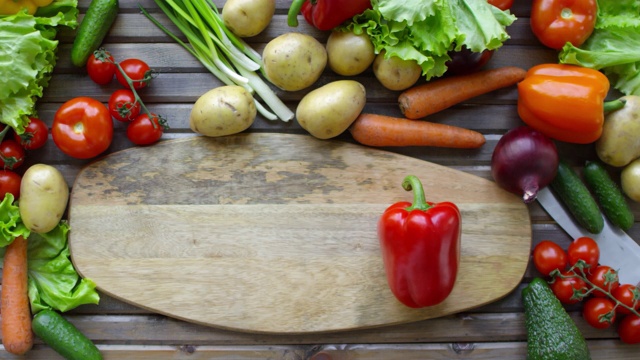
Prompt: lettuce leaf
<box><xmin>559</xmin><ymin>0</ymin><xmax>640</xmax><ymax>95</ymax></box>
<box><xmin>343</xmin><ymin>0</ymin><xmax>516</xmax><ymax>80</ymax></box>
<box><xmin>0</xmin><ymin>219</ymin><xmax>100</xmax><ymax>313</ymax></box>
<box><xmin>26</xmin><ymin>221</ymin><xmax>100</xmax><ymax>313</ymax></box>
<box><xmin>0</xmin><ymin>193</ymin><xmax>30</xmax><ymax>247</ymax></box>
<box><xmin>0</xmin><ymin>0</ymin><xmax>78</xmax><ymax>133</ymax></box>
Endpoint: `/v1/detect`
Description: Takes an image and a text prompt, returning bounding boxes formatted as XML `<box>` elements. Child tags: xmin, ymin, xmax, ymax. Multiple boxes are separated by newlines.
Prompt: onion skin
<box><xmin>491</xmin><ymin>126</ymin><xmax>559</xmax><ymax>203</ymax></box>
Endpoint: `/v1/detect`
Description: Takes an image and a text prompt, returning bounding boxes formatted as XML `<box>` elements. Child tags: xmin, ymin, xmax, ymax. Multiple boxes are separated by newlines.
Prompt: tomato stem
<box><xmin>552</xmin><ymin>264</ymin><xmax>640</xmax><ymax>320</ymax></box>
<box><xmin>560</xmin><ymin>7</ymin><xmax>573</xmax><ymax>19</ymax></box>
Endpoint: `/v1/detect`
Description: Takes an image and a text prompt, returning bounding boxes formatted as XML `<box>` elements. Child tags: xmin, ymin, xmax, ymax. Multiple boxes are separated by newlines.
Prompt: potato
<box><xmin>622</xmin><ymin>158</ymin><xmax>640</xmax><ymax>202</ymax></box>
<box><xmin>596</xmin><ymin>95</ymin><xmax>640</xmax><ymax>167</ymax></box>
<box><xmin>190</xmin><ymin>85</ymin><xmax>256</xmax><ymax>137</ymax></box>
<box><xmin>373</xmin><ymin>51</ymin><xmax>422</xmax><ymax>91</ymax></box>
<box><xmin>263</xmin><ymin>32</ymin><xmax>327</xmax><ymax>91</ymax></box>
<box><xmin>326</xmin><ymin>30</ymin><xmax>375</xmax><ymax>76</ymax></box>
<box><xmin>296</xmin><ymin>80</ymin><xmax>366</xmax><ymax>139</ymax></box>
<box><xmin>222</xmin><ymin>0</ymin><xmax>275</xmax><ymax>38</ymax></box>
<box><xmin>20</xmin><ymin>164</ymin><xmax>69</xmax><ymax>234</ymax></box>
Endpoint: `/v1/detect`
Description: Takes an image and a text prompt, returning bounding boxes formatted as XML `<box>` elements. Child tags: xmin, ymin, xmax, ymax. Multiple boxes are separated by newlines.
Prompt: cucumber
<box><xmin>523</xmin><ymin>278</ymin><xmax>591</xmax><ymax>360</ymax></box>
<box><xmin>70</xmin><ymin>0</ymin><xmax>119</xmax><ymax>67</ymax></box>
<box><xmin>583</xmin><ymin>160</ymin><xmax>634</xmax><ymax>231</ymax></box>
<box><xmin>550</xmin><ymin>159</ymin><xmax>604</xmax><ymax>234</ymax></box>
<box><xmin>32</xmin><ymin>309</ymin><xmax>103</xmax><ymax>360</ymax></box>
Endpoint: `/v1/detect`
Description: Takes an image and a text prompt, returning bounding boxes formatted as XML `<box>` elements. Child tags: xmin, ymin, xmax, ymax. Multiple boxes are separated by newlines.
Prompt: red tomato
<box><xmin>532</xmin><ymin>240</ymin><xmax>568</xmax><ymax>277</ymax></box>
<box><xmin>613</xmin><ymin>284</ymin><xmax>640</xmax><ymax>315</ymax></box>
<box><xmin>583</xmin><ymin>297</ymin><xmax>616</xmax><ymax>329</ymax></box>
<box><xmin>13</xmin><ymin>117</ymin><xmax>48</xmax><ymax>150</ymax></box>
<box><xmin>487</xmin><ymin>0</ymin><xmax>514</xmax><ymax>10</ymax></box>
<box><xmin>587</xmin><ymin>265</ymin><xmax>619</xmax><ymax>298</ymax></box>
<box><xmin>52</xmin><ymin>97</ymin><xmax>113</xmax><ymax>159</ymax></box>
<box><xmin>550</xmin><ymin>271</ymin><xmax>587</xmax><ymax>304</ymax></box>
<box><xmin>0</xmin><ymin>140</ymin><xmax>25</xmax><ymax>170</ymax></box>
<box><xmin>108</xmin><ymin>89</ymin><xmax>141</xmax><ymax>122</ymax></box>
<box><xmin>530</xmin><ymin>0</ymin><xmax>597</xmax><ymax>50</ymax></box>
<box><xmin>0</xmin><ymin>170</ymin><xmax>21</xmax><ymax>200</ymax></box>
<box><xmin>567</xmin><ymin>236</ymin><xmax>599</xmax><ymax>273</ymax></box>
<box><xmin>127</xmin><ymin>113</ymin><xmax>165</xmax><ymax>146</ymax></box>
<box><xmin>87</xmin><ymin>51</ymin><xmax>117</xmax><ymax>85</ymax></box>
<box><xmin>619</xmin><ymin>314</ymin><xmax>640</xmax><ymax>344</ymax></box>
<box><xmin>116</xmin><ymin>58</ymin><xmax>152</xmax><ymax>90</ymax></box>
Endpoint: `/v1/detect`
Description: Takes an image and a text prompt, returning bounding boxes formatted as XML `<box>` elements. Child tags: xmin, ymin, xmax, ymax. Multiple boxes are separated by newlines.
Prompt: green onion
<box><xmin>140</xmin><ymin>0</ymin><xmax>294</xmax><ymax>122</ymax></box>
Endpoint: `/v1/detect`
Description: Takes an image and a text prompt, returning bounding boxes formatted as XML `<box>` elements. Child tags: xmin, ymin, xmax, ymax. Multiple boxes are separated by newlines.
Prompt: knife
<box><xmin>537</xmin><ymin>186</ymin><xmax>640</xmax><ymax>286</ymax></box>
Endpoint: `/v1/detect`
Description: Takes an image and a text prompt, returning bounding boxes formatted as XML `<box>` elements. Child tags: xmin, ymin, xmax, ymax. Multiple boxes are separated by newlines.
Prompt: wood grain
<box><xmin>68</xmin><ymin>134</ymin><xmax>531</xmax><ymax>333</ymax></box>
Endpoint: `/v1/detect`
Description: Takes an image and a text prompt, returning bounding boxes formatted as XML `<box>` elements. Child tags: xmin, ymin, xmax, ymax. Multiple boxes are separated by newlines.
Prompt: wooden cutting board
<box><xmin>68</xmin><ymin>133</ymin><xmax>531</xmax><ymax>334</ymax></box>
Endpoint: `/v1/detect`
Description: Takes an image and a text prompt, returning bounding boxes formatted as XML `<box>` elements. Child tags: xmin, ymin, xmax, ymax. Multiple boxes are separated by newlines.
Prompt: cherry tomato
<box><xmin>445</xmin><ymin>46</ymin><xmax>494</xmax><ymax>75</ymax></box>
<box><xmin>0</xmin><ymin>169</ymin><xmax>21</xmax><ymax>200</ymax></box>
<box><xmin>567</xmin><ymin>236</ymin><xmax>599</xmax><ymax>273</ymax></box>
<box><xmin>583</xmin><ymin>297</ymin><xmax>616</xmax><ymax>329</ymax></box>
<box><xmin>612</xmin><ymin>284</ymin><xmax>640</xmax><ymax>315</ymax></box>
<box><xmin>108</xmin><ymin>89</ymin><xmax>141</xmax><ymax>122</ymax></box>
<box><xmin>87</xmin><ymin>51</ymin><xmax>117</xmax><ymax>85</ymax></box>
<box><xmin>52</xmin><ymin>97</ymin><xmax>113</xmax><ymax>159</ymax></box>
<box><xmin>532</xmin><ymin>240</ymin><xmax>568</xmax><ymax>277</ymax></box>
<box><xmin>0</xmin><ymin>140</ymin><xmax>25</xmax><ymax>170</ymax></box>
<box><xmin>127</xmin><ymin>113</ymin><xmax>164</xmax><ymax>146</ymax></box>
<box><xmin>530</xmin><ymin>0</ymin><xmax>597</xmax><ymax>50</ymax></box>
<box><xmin>550</xmin><ymin>271</ymin><xmax>587</xmax><ymax>305</ymax></box>
<box><xmin>13</xmin><ymin>117</ymin><xmax>48</xmax><ymax>150</ymax></box>
<box><xmin>487</xmin><ymin>0</ymin><xmax>514</xmax><ymax>11</ymax></box>
<box><xmin>116</xmin><ymin>58</ymin><xmax>152</xmax><ymax>90</ymax></box>
<box><xmin>619</xmin><ymin>314</ymin><xmax>640</xmax><ymax>344</ymax></box>
<box><xmin>587</xmin><ymin>265</ymin><xmax>619</xmax><ymax>298</ymax></box>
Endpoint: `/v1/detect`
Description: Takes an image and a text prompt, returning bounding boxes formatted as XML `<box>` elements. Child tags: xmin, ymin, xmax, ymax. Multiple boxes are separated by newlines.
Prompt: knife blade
<box><xmin>537</xmin><ymin>186</ymin><xmax>640</xmax><ymax>286</ymax></box>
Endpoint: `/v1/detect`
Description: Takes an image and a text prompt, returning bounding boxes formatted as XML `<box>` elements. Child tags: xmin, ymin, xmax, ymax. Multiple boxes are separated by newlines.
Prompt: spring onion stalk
<box><xmin>140</xmin><ymin>0</ymin><xmax>294</xmax><ymax>122</ymax></box>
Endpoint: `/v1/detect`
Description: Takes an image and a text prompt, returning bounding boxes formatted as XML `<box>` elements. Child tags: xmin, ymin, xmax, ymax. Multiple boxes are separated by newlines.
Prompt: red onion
<box><xmin>491</xmin><ymin>126</ymin><xmax>559</xmax><ymax>203</ymax></box>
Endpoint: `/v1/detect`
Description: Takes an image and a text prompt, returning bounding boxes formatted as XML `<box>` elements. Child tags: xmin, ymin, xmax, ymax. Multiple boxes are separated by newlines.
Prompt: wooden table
<box><xmin>3</xmin><ymin>0</ymin><xmax>640</xmax><ymax>358</ymax></box>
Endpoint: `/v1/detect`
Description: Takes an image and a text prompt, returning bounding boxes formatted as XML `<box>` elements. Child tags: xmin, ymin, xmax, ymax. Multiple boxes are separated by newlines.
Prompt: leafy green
<box><xmin>1</xmin><ymin>195</ymin><xmax>99</xmax><ymax>313</ymax></box>
<box><xmin>343</xmin><ymin>0</ymin><xmax>516</xmax><ymax>80</ymax></box>
<box><xmin>559</xmin><ymin>0</ymin><xmax>640</xmax><ymax>95</ymax></box>
<box><xmin>0</xmin><ymin>193</ymin><xmax>30</xmax><ymax>247</ymax></box>
<box><xmin>0</xmin><ymin>0</ymin><xmax>78</xmax><ymax>133</ymax></box>
<box><xmin>26</xmin><ymin>222</ymin><xmax>100</xmax><ymax>313</ymax></box>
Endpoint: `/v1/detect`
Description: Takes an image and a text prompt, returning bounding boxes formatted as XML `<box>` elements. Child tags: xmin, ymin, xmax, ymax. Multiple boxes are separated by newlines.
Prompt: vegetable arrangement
<box><xmin>2</xmin><ymin>0</ymin><xmax>640</xmax><ymax>355</ymax></box>
<box><xmin>0</xmin><ymin>184</ymin><xmax>101</xmax><ymax>356</ymax></box>
<box><xmin>342</xmin><ymin>0</ymin><xmax>516</xmax><ymax>80</ymax></box>
<box><xmin>140</xmin><ymin>0</ymin><xmax>294</xmax><ymax>122</ymax></box>
<box><xmin>532</xmin><ymin>237</ymin><xmax>640</xmax><ymax>344</ymax></box>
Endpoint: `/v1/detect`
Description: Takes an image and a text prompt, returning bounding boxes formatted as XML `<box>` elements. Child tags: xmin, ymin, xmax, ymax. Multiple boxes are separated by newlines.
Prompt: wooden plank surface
<box><xmin>1</xmin><ymin>0</ymin><xmax>640</xmax><ymax>358</ymax></box>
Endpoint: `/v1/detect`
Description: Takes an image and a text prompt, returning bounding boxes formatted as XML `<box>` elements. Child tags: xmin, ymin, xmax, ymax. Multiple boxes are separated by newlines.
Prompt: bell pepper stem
<box><xmin>402</xmin><ymin>175</ymin><xmax>431</xmax><ymax>212</ymax></box>
<box><xmin>604</xmin><ymin>99</ymin><xmax>626</xmax><ymax>113</ymax></box>
<box><xmin>287</xmin><ymin>0</ymin><xmax>306</xmax><ymax>27</ymax></box>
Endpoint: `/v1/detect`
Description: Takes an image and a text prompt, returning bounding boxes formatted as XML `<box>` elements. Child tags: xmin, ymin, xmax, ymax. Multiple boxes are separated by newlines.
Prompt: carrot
<box><xmin>348</xmin><ymin>113</ymin><xmax>486</xmax><ymax>148</ymax></box>
<box><xmin>1</xmin><ymin>235</ymin><xmax>33</xmax><ymax>355</ymax></box>
<box><xmin>398</xmin><ymin>66</ymin><xmax>527</xmax><ymax>119</ymax></box>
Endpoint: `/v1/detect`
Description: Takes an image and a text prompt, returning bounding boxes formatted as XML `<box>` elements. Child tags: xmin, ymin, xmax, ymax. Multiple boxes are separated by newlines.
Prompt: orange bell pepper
<box><xmin>517</xmin><ymin>64</ymin><xmax>623</xmax><ymax>144</ymax></box>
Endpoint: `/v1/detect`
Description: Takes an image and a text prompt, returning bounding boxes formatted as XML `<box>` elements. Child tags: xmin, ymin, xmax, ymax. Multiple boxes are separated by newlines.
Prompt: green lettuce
<box><xmin>1</xmin><ymin>204</ymin><xmax>100</xmax><ymax>314</ymax></box>
<box><xmin>559</xmin><ymin>0</ymin><xmax>640</xmax><ymax>95</ymax></box>
<box><xmin>343</xmin><ymin>0</ymin><xmax>516</xmax><ymax>80</ymax></box>
<box><xmin>0</xmin><ymin>0</ymin><xmax>78</xmax><ymax>133</ymax></box>
<box><xmin>26</xmin><ymin>221</ymin><xmax>100</xmax><ymax>313</ymax></box>
<box><xmin>0</xmin><ymin>193</ymin><xmax>30</xmax><ymax>247</ymax></box>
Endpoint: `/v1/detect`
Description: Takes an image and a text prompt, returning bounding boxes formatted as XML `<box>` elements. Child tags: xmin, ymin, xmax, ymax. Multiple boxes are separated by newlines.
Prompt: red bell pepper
<box><xmin>378</xmin><ymin>175</ymin><xmax>461</xmax><ymax>308</ymax></box>
<box><xmin>287</xmin><ymin>0</ymin><xmax>372</xmax><ymax>31</ymax></box>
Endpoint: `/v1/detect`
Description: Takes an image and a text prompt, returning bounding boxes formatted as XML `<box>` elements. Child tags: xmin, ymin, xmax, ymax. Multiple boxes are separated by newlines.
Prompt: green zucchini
<box><xmin>523</xmin><ymin>278</ymin><xmax>591</xmax><ymax>360</ymax></box>
<box><xmin>583</xmin><ymin>160</ymin><xmax>634</xmax><ymax>231</ymax></box>
<box><xmin>550</xmin><ymin>159</ymin><xmax>604</xmax><ymax>234</ymax></box>
<box><xmin>32</xmin><ymin>309</ymin><xmax>103</xmax><ymax>360</ymax></box>
<box><xmin>70</xmin><ymin>0</ymin><xmax>119</xmax><ymax>67</ymax></box>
